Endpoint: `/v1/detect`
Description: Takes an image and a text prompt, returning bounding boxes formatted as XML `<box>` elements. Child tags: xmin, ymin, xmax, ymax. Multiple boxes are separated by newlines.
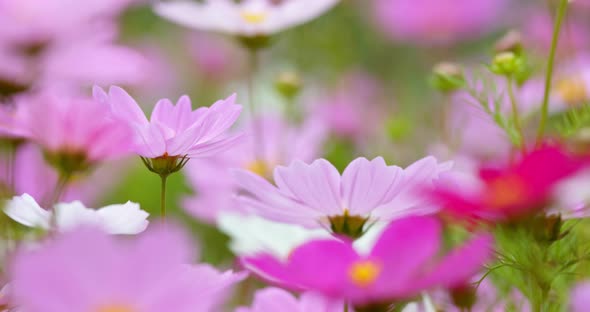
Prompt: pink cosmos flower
<box><xmin>9</xmin><ymin>225</ymin><xmax>246</xmax><ymax>312</ymax></box>
<box><xmin>236</xmin><ymin>287</ymin><xmax>345</xmax><ymax>312</ymax></box>
<box><xmin>184</xmin><ymin>115</ymin><xmax>326</xmax><ymax>222</ymax></box>
<box><xmin>0</xmin><ymin>0</ymin><xmax>134</xmax><ymax>45</ymax></box>
<box><xmin>19</xmin><ymin>90</ymin><xmax>133</xmax><ymax>166</ymax></box>
<box><xmin>234</xmin><ymin>156</ymin><xmax>449</xmax><ymax>234</ymax></box>
<box><xmin>0</xmin><ymin>2</ymin><xmax>145</xmax><ymax>93</ymax></box>
<box><xmin>0</xmin><ymin>103</ymin><xmax>28</xmax><ymax>140</ymax></box>
<box><xmin>242</xmin><ymin>216</ymin><xmax>493</xmax><ymax>306</ymax></box>
<box><xmin>430</xmin><ymin>146</ymin><xmax>590</xmax><ymax>222</ymax></box>
<box><xmin>372</xmin><ymin>0</ymin><xmax>509</xmax><ymax>45</ymax></box>
<box><xmin>93</xmin><ymin>86</ymin><xmax>242</xmax><ymax>159</ymax></box>
<box><xmin>153</xmin><ymin>0</ymin><xmax>339</xmax><ymax>37</ymax></box>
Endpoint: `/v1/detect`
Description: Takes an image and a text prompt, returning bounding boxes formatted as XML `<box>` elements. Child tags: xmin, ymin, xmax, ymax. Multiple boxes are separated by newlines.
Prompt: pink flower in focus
<box><xmin>9</xmin><ymin>225</ymin><xmax>246</xmax><ymax>312</ymax></box>
<box><xmin>372</xmin><ymin>0</ymin><xmax>508</xmax><ymax>45</ymax></box>
<box><xmin>430</xmin><ymin>146</ymin><xmax>590</xmax><ymax>222</ymax></box>
<box><xmin>184</xmin><ymin>115</ymin><xmax>326</xmax><ymax>223</ymax></box>
<box><xmin>19</xmin><ymin>91</ymin><xmax>133</xmax><ymax>166</ymax></box>
<box><xmin>242</xmin><ymin>216</ymin><xmax>493</xmax><ymax>305</ymax></box>
<box><xmin>93</xmin><ymin>86</ymin><xmax>242</xmax><ymax>159</ymax></box>
<box><xmin>234</xmin><ymin>156</ymin><xmax>449</xmax><ymax>236</ymax></box>
<box><xmin>236</xmin><ymin>287</ymin><xmax>345</xmax><ymax>312</ymax></box>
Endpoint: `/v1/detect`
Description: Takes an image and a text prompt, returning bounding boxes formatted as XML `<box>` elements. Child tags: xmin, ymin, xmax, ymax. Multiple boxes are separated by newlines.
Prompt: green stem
<box><xmin>247</xmin><ymin>48</ymin><xmax>265</xmax><ymax>161</ymax></box>
<box><xmin>160</xmin><ymin>174</ymin><xmax>168</xmax><ymax>219</ymax></box>
<box><xmin>536</xmin><ymin>0</ymin><xmax>569</xmax><ymax>144</ymax></box>
<box><xmin>343</xmin><ymin>302</ymin><xmax>348</xmax><ymax>312</ymax></box>
<box><xmin>50</xmin><ymin>173</ymin><xmax>70</xmax><ymax>205</ymax></box>
<box><xmin>507</xmin><ymin>76</ymin><xmax>524</xmax><ymax>150</ymax></box>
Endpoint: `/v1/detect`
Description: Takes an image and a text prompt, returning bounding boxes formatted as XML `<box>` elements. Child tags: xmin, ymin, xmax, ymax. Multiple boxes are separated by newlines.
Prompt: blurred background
<box><xmin>2</xmin><ymin>0</ymin><xmax>590</xmax><ymax>265</ymax></box>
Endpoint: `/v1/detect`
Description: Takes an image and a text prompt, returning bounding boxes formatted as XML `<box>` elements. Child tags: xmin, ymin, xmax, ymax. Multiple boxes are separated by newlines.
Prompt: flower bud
<box><xmin>430</xmin><ymin>62</ymin><xmax>465</xmax><ymax>93</ymax></box>
<box><xmin>490</xmin><ymin>52</ymin><xmax>525</xmax><ymax>76</ymax></box>
<box><xmin>495</xmin><ymin>30</ymin><xmax>524</xmax><ymax>55</ymax></box>
<box><xmin>275</xmin><ymin>71</ymin><xmax>302</xmax><ymax>100</ymax></box>
<box><xmin>451</xmin><ymin>284</ymin><xmax>477</xmax><ymax>311</ymax></box>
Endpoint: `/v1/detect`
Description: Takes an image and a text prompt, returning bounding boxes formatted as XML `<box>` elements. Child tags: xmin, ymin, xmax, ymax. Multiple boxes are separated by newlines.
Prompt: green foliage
<box><xmin>553</xmin><ymin>104</ymin><xmax>590</xmax><ymax>138</ymax></box>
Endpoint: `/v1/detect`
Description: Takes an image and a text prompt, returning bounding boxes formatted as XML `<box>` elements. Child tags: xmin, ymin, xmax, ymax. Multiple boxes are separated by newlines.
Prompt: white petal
<box><xmin>217</xmin><ymin>213</ymin><xmax>330</xmax><ymax>260</ymax></box>
<box><xmin>3</xmin><ymin>194</ymin><xmax>50</xmax><ymax>229</ymax></box>
<box><xmin>54</xmin><ymin>201</ymin><xmax>101</xmax><ymax>231</ymax></box>
<box><xmin>97</xmin><ymin>201</ymin><xmax>149</xmax><ymax>234</ymax></box>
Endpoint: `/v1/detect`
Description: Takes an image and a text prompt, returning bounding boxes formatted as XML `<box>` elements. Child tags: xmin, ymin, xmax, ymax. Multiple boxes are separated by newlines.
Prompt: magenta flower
<box><xmin>19</xmin><ymin>90</ymin><xmax>133</xmax><ymax>174</ymax></box>
<box><xmin>242</xmin><ymin>216</ymin><xmax>493</xmax><ymax>306</ymax></box>
<box><xmin>372</xmin><ymin>0</ymin><xmax>508</xmax><ymax>45</ymax></box>
<box><xmin>430</xmin><ymin>146</ymin><xmax>590</xmax><ymax>222</ymax></box>
<box><xmin>236</xmin><ymin>287</ymin><xmax>345</xmax><ymax>312</ymax></box>
<box><xmin>9</xmin><ymin>225</ymin><xmax>246</xmax><ymax>312</ymax></box>
<box><xmin>94</xmin><ymin>85</ymin><xmax>242</xmax><ymax>160</ymax></box>
<box><xmin>234</xmin><ymin>156</ymin><xmax>448</xmax><ymax>237</ymax></box>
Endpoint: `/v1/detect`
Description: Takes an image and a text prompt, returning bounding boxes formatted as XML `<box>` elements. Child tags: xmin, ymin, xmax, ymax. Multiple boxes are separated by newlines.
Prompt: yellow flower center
<box><xmin>96</xmin><ymin>304</ymin><xmax>135</xmax><ymax>312</ymax></box>
<box><xmin>246</xmin><ymin>159</ymin><xmax>270</xmax><ymax>177</ymax></box>
<box><xmin>349</xmin><ymin>260</ymin><xmax>381</xmax><ymax>287</ymax></box>
<box><xmin>240</xmin><ymin>11</ymin><xmax>268</xmax><ymax>24</ymax></box>
<box><xmin>485</xmin><ymin>175</ymin><xmax>527</xmax><ymax>209</ymax></box>
<box><xmin>555</xmin><ymin>76</ymin><xmax>588</xmax><ymax>106</ymax></box>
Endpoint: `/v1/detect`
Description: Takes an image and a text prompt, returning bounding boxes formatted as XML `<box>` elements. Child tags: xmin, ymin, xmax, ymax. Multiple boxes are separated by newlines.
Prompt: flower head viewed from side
<box><xmin>242</xmin><ymin>216</ymin><xmax>493</xmax><ymax>307</ymax></box>
<box><xmin>153</xmin><ymin>0</ymin><xmax>339</xmax><ymax>38</ymax></box>
<box><xmin>93</xmin><ymin>85</ymin><xmax>242</xmax><ymax>161</ymax></box>
<box><xmin>430</xmin><ymin>146</ymin><xmax>590</xmax><ymax>222</ymax></box>
<box><xmin>19</xmin><ymin>90</ymin><xmax>133</xmax><ymax>176</ymax></box>
<box><xmin>4</xmin><ymin>194</ymin><xmax>149</xmax><ymax>235</ymax></box>
<box><xmin>93</xmin><ymin>85</ymin><xmax>242</xmax><ymax>218</ymax></box>
<box><xmin>9</xmin><ymin>225</ymin><xmax>246</xmax><ymax>312</ymax></box>
<box><xmin>236</xmin><ymin>287</ymin><xmax>345</xmax><ymax>312</ymax></box>
<box><xmin>234</xmin><ymin>156</ymin><xmax>448</xmax><ymax>238</ymax></box>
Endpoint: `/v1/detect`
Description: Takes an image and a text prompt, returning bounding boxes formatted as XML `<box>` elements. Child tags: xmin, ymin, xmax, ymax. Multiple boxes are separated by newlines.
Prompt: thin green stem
<box><xmin>160</xmin><ymin>174</ymin><xmax>168</xmax><ymax>219</ymax></box>
<box><xmin>507</xmin><ymin>76</ymin><xmax>524</xmax><ymax>150</ymax></box>
<box><xmin>247</xmin><ymin>48</ymin><xmax>264</xmax><ymax>160</ymax></box>
<box><xmin>50</xmin><ymin>173</ymin><xmax>70</xmax><ymax>205</ymax></box>
<box><xmin>536</xmin><ymin>0</ymin><xmax>569</xmax><ymax>144</ymax></box>
<box><xmin>343</xmin><ymin>302</ymin><xmax>348</xmax><ymax>312</ymax></box>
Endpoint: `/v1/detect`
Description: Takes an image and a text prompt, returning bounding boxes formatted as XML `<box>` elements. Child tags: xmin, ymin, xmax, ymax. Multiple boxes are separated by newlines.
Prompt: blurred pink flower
<box><xmin>9</xmin><ymin>225</ymin><xmax>246</xmax><ymax>312</ymax></box>
<box><xmin>184</xmin><ymin>115</ymin><xmax>326</xmax><ymax>222</ymax></box>
<box><xmin>0</xmin><ymin>0</ymin><xmax>131</xmax><ymax>44</ymax></box>
<box><xmin>372</xmin><ymin>0</ymin><xmax>508</xmax><ymax>45</ymax></box>
<box><xmin>0</xmin><ymin>103</ymin><xmax>28</xmax><ymax>139</ymax></box>
<box><xmin>523</xmin><ymin>10</ymin><xmax>590</xmax><ymax>54</ymax></box>
<box><xmin>571</xmin><ymin>281</ymin><xmax>590</xmax><ymax>312</ymax></box>
<box><xmin>242</xmin><ymin>216</ymin><xmax>493</xmax><ymax>305</ymax></box>
<box><xmin>93</xmin><ymin>86</ymin><xmax>242</xmax><ymax>159</ymax></box>
<box><xmin>236</xmin><ymin>287</ymin><xmax>345</xmax><ymax>312</ymax></box>
<box><xmin>234</xmin><ymin>156</ymin><xmax>449</xmax><ymax>231</ymax></box>
<box><xmin>19</xmin><ymin>90</ymin><xmax>133</xmax><ymax>164</ymax></box>
<box><xmin>154</xmin><ymin>0</ymin><xmax>339</xmax><ymax>37</ymax></box>
<box><xmin>0</xmin><ymin>144</ymin><xmax>127</xmax><ymax>206</ymax></box>
<box><xmin>188</xmin><ymin>33</ymin><xmax>244</xmax><ymax>82</ymax></box>
<box><xmin>310</xmin><ymin>72</ymin><xmax>385</xmax><ymax>143</ymax></box>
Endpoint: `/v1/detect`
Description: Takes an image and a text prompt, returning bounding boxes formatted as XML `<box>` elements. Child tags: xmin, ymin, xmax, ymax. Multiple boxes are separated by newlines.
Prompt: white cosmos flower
<box><xmin>217</xmin><ymin>213</ymin><xmax>388</xmax><ymax>260</ymax></box>
<box><xmin>4</xmin><ymin>194</ymin><xmax>149</xmax><ymax>235</ymax></box>
<box><xmin>153</xmin><ymin>0</ymin><xmax>339</xmax><ymax>37</ymax></box>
